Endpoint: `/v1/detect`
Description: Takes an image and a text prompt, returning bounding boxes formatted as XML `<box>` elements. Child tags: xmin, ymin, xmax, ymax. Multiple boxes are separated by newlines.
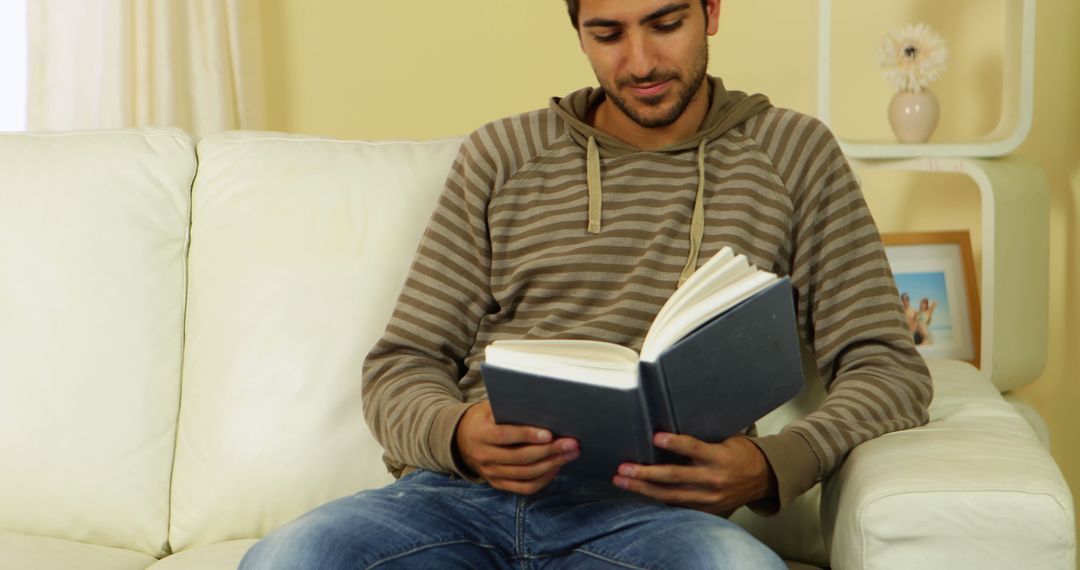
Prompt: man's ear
<box><xmin>705</xmin><ymin>0</ymin><xmax>721</xmax><ymax>36</ymax></box>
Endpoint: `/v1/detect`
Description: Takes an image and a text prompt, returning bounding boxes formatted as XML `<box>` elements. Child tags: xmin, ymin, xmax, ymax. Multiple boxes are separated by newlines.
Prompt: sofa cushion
<box><xmin>146</xmin><ymin>540</ymin><xmax>256</xmax><ymax>570</ymax></box>
<box><xmin>169</xmin><ymin>132</ymin><xmax>463</xmax><ymax>551</ymax></box>
<box><xmin>732</xmin><ymin>355</ymin><xmax>1076</xmax><ymax>568</ymax></box>
<box><xmin>0</xmin><ymin>129</ymin><xmax>194</xmax><ymax>557</ymax></box>
<box><xmin>0</xmin><ymin>531</ymin><xmax>157</xmax><ymax>570</ymax></box>
<box><xmin>822</xmin><ymin>358</ymin><xmax>1076</xmax><ymax>568</ymax></box>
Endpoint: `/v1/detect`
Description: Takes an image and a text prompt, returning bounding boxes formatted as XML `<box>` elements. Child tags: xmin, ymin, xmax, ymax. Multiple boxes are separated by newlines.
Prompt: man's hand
<box><xmin>612</xmin><ymin>433</ymin><xmax>777</xmax><ymax>515</ymax></box>
<box><xmin>455</xmin><ymin>401</ymin><xmax>579</xmax><ymax>495</ymax></box>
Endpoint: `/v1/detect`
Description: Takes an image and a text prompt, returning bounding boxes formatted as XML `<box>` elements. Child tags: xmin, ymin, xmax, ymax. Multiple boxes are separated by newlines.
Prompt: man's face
<box><xmin>577</xmin><ymin>0</ymin><xmax>719</xmax><ymax>129</ymax></box>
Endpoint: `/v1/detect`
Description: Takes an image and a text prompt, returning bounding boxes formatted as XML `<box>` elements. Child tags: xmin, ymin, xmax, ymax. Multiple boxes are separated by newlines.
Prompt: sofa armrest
<box><xmin>820</xmin><ymin>359</ymin><xmax>1075</xmax><ymax>569</ymax></box>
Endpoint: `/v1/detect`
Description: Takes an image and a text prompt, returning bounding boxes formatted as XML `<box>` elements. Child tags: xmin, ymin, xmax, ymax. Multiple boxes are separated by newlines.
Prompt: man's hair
<box><xmin>564</xmin><ymin>0</ymin><xmax>710</xmax><ymax>29</ymax></box>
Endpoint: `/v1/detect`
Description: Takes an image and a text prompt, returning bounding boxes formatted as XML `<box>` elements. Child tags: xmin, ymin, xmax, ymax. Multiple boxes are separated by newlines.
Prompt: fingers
<box><xmin>455</xmin><ymin>401</ymin><xmax>581</xmax><ymax>494</ymax></box>
<box><xmin>467</xmin><ymin>401</ymin><xmax>558</xmax><ymax>447</ymax></box>
<box><xmin>652</xmin><ymin>432</ymin><xmax>713</xmax><ymax>461</ymax></box>
<box><xmin>615</xmin><ymin>462</ymin><xmax>714</xmax><ymax>488</ymax></box>
<box><xmin>468</xmin><ymin>437</ymin><xmax>577</xmax><ymax>470</ymax></box>
<box><xmin>483</xmin><ymin>437</ymin><xmax>578</xmax><ymax>465</ymax></box>
<box><xmin>485</xmin><ymin>445</ymin><xmax>580</xmax><ymax>481</ymax></box>
<box><xmin>614</xmin><ymin>434</ymin><xmax>745</xmax><ymax>487</ymax></box>
<box><xmin>612</xmin><ymin>435</ymin><xmax>775</xmax><ymax>514</ymax></box>
<box><xmin>480</xmin><ymin>439</ymin><xmax>579</xmax><ymax>496</ymax></box>
<box><xmin>612</xmin><ymin>462</ymin><xmax>730</xmax><ymax>510</ymax></box>
<box><xmin>489</xmin><ymin>469</ymin><xmax>561</xmax><ymax>495</ymax></box>
<box><xmin>613</xmin><ymin>476</ymin><xmax>718</xmax><ymax>506</ymax></box>
<box><xmin>484</xmin><ymin>423</ymin><xmax>554</xmax><ymax>447</ymax></box>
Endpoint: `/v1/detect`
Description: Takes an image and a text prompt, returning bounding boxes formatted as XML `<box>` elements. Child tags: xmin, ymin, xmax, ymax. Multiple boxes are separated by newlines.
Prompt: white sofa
<box><xmin>0</xmin><ymin>128</ymin><xmax>1074</xmax><ymax>569</ymax></box>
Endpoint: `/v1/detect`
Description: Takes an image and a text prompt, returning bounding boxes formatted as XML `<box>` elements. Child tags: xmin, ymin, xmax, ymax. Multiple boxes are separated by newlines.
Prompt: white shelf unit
<box><xmin>818</xmin><ymin>0</ymin><xmax>1036</xmax><ymax>159</ymax></box>
<box><xmin>851</xmin><ymin>157</ymin><xmax>1049</xmax><ymax>391</ymax></box>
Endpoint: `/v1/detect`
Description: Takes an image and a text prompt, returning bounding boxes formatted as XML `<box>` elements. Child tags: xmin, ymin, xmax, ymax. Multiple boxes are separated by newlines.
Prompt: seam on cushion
<box><xmin>201</xmin><ymin>134</ymin><xmax>466</xmax><ymax>146</ymax></box>
<box><xmin>163</xmin><ymin>140</ymin><xmax>199</xmax><ymax>557</ymax></box>
<box><xmin>858</xmin><ymin>488</ymin><xmax>1074</xmax><ymax>569</ymax></box>
<box><xmin>6</xmin><ymin>129</ymin><xmax>190</xmax><ymax>140</ymax></box>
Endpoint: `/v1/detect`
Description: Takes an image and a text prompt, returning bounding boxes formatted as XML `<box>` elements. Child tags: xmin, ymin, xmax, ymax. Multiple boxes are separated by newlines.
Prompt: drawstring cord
<box><xmin>678</xmin><ymin>138</ymin><xmax>708</xmax><ymax>286</ymax></box>
<box><xmin>586</xmin><ymin>136</ymin><xmax>602</xmax><ymax>234</ymax></box>
<box><xmin>586</xmin><ymin>135</ymin><xmax>707</xmax><ymax>288</ymax></box>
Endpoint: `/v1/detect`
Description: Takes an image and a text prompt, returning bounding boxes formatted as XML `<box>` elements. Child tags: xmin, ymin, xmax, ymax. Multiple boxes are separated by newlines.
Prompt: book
<box><xmin>480</xmin><ymin>247</ymin><xmax>805</xmax><ymax>480</ymax></box>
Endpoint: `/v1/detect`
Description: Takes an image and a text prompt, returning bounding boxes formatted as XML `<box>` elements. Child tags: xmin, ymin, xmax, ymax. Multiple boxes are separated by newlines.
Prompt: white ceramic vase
<box><xmin>888</xmin><ymin>90</ymin><xmax>940</xmax><ymax>143</ymax></box>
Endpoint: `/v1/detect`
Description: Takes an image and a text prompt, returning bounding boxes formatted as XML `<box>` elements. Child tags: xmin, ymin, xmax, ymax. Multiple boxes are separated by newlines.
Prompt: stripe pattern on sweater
<box><xmin>362</xmin><ymin>105</ymin><xmax>932</xmax><ymax>503</ymax></box>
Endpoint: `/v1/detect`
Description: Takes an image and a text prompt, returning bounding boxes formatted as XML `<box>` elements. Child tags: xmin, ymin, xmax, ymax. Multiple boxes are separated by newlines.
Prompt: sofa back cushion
<box><xmin>0</xmin><ymin>129</ymin><xmax>195</xmax><ymax>557</ymax></box>
<box><xmin>170</xmin><ymin>132</ymin><xmax>462</xmax><ymax>551</ymax></box>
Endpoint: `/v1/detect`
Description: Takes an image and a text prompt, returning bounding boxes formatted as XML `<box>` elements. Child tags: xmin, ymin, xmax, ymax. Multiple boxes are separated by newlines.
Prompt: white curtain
<box><xmin>27</xmin><ymin>0</ymin><xmax>265</xmax><ymax>135</ymax></box>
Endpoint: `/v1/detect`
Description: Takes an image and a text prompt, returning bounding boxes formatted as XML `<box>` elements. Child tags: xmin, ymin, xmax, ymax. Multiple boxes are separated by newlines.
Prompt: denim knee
<box><xmin>239</xmin><ymin>509</ymin><xmax>354</xmax><ymax>570</ymax></box>
<box><xmin>671</xmin><ymin>522</ymin><xmax>786</xmax><ymax>569</ymax></box>
<box><xmin>568</xmin><ymin>511</ymin><xmax>786</xmax><ymax>570</ymax></box>
<box><xmin>238</xmin><ymin>472</ymin><xmax>513</xmax><ymax>569</ymax></box>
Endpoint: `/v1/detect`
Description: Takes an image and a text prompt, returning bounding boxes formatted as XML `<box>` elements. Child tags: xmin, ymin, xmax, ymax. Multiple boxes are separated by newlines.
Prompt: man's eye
<box><xmin>594</xmin><ymin>31</ymin><xmax>621</xmax><ymax>44</ymax></box>
<box><xmin>655</xmin><ymin>20</ymin><xmax>684</xmax><ymax>33</ymax></box>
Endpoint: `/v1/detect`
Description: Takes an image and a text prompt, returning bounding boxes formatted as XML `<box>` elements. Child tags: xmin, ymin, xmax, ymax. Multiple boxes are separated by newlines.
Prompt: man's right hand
<box><xmin>455</xmin><ymin>400</ymin><xmax>579</xmax><ymax>495</ymax></box>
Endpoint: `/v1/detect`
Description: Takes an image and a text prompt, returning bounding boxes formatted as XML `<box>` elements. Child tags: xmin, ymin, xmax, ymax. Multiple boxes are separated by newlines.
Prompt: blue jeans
<box><xmin>239</xmin><ymin>470</ymin><xmax>785</xmax><ymax>569</ymax></box>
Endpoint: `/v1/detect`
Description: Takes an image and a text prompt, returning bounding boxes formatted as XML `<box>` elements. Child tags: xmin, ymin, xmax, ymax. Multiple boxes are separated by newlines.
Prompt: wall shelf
<box><xmin>851</xmin><ymin>157</ymin><xmax>1048</xmax><ymax>391</ymax></box>
<box><xmin>818</xmin><ymin>0</ymin><xmax>1036</xmax><ymax>159</ymax></box>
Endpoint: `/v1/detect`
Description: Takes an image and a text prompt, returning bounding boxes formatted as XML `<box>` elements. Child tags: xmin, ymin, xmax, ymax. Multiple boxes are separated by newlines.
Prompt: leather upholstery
<box><xmin>0</xmin><ymin>128</ymin><xmax>1073</xmax><ymax>569</ymax></box>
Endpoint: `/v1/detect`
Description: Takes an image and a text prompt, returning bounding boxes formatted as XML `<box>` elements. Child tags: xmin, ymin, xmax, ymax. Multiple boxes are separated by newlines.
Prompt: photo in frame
<box><xmin>882</xmin><ymin>231</ymin><xmax>981</xmax><ymax>367</ymax></box>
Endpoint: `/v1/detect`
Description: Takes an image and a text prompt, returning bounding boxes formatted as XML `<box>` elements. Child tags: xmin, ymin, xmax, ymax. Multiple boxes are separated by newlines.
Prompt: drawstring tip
<box><xmin>587</xmin><ymin>221</ymin><xmax>601</xmax><ymax>234</ymax></box>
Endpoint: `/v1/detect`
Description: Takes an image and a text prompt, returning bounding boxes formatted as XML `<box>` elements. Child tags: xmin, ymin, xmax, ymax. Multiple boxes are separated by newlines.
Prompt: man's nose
<box><xmin>625</xmin><ymin>34</ymin><xmax>659</xmax><ymax>80</ymax></box>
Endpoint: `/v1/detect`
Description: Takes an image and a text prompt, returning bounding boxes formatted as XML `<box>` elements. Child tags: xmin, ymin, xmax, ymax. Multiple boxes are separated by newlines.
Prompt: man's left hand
<box><xmin>612</xmin><ymin>433</ymin><xmax>777</xmax><ymax>515</ymax></box>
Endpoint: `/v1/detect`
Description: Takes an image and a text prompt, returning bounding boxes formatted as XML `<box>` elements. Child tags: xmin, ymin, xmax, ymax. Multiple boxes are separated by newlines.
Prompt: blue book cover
<box><xmin>482</xmin><ymin>272</ymin><xmax>804</xmax><ymax>481</ymax></box>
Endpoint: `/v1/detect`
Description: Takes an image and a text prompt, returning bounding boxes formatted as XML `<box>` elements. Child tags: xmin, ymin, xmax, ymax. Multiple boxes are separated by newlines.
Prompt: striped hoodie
<box><xmin>362</xmin><ymin>76</ymin><xmax>932</xmax><ymax>509</ymax></box>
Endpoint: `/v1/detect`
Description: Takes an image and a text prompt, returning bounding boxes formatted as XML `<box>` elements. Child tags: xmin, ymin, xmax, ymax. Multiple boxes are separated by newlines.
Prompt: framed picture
<box><xmin>882</xmin><ymin>231</ymin><xmax>981</xmax><ymax>367</ymax></box>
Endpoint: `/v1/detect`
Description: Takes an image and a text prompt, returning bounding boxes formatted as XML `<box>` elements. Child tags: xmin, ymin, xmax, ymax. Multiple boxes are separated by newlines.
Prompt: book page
<box><xmin>640</xmin><ymin>271</ymin><xmax>777</xmax><ymax>362</ymax></box>
<box><xmin>647</xmin><ymin>249</ymin><xmax>751</xmax><ymax>344</ymax></box>
<box><xmin>485</xmin><ymin>340</ymin><xmax>639</xmax><ymax>389</ymax></box>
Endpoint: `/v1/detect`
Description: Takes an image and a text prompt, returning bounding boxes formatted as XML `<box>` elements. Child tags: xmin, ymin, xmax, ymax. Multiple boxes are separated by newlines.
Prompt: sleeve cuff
<box><xmin>427</xmin><ymin>401</ymin><xmax>486</xmax><ymax>482</ymax></box>
<box><xmin>747</xmin><ymin>430</ymin><xmax>821</xmax><ymax>514</ymax></box>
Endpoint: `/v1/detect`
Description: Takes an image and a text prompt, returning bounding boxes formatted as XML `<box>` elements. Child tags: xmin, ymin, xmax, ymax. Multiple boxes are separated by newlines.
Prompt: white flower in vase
<box><xmin>880</xmin><ymin>23</ymin><xmax>948</xmax><ymax>93</ymax></box>
<box><xmin>880</xmin><ymin>23</ymin><xmax>948</xmax><ymax>143</ymax></box>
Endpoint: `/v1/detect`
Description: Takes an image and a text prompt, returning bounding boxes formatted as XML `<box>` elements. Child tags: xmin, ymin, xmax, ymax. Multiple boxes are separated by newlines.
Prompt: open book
<box><xmin>481</xmin><ymin>247</ymin><xmax>804</xmax><ymax>480</ymax></box>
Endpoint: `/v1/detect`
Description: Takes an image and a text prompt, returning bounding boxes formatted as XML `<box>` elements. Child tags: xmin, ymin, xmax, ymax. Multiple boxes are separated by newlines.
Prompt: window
<box><xmin>0</xmin><ymin>0</ymin><xmax>28</xmax><ymax>131</ymax></box>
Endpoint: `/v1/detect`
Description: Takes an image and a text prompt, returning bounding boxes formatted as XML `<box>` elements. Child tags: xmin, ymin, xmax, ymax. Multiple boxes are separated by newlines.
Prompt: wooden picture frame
<box><xmin>882</xmin><ymin>231</ymin><xmax>981</xmax><ymax>367</ymax></box>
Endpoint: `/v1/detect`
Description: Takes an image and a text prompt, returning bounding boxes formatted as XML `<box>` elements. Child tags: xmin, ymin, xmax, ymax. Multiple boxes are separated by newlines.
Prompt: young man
<box><xmin>241</xmin><ymin>0</ymin><xmax>932</xmax><ymax>567</ymax></box>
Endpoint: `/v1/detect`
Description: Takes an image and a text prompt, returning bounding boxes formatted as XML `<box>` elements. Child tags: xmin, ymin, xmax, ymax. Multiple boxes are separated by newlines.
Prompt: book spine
<box><xmin>638</xmin><ymin>361</ymin><xmax>684</xmax><ymax>465</ymax></box>
<box><xmin>639</xmin><ymin>361</ymin><xmax>677</xmax><ymax>433</ymax></box>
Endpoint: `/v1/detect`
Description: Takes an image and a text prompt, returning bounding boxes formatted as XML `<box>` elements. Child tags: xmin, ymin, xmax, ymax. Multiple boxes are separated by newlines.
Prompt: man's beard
<box><xmin>600</xmin><ymin>43</ymin><xmax>709</xmax><ymax>129</ymax></box>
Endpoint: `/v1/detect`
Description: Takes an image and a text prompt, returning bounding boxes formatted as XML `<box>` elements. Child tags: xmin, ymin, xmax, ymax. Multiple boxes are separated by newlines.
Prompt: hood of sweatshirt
<box><xmin>549</xmin><ymin>76</ymin><xmax>772</xmax><ymax>285</ymax></box>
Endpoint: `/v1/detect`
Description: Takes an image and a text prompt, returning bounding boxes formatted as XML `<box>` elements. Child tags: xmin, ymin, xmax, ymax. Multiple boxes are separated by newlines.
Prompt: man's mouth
<box><xmin>629</xmin><ymin>80</ymin><xmax>671</xmax><ymax>97</ymax></box>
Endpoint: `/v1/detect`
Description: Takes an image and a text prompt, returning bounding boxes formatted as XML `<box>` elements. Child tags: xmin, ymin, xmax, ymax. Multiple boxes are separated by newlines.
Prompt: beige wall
<box><xmin>262</xmin><ymin>0</ymin><xmax>1079</xmax><ymax>541</ymax></box>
